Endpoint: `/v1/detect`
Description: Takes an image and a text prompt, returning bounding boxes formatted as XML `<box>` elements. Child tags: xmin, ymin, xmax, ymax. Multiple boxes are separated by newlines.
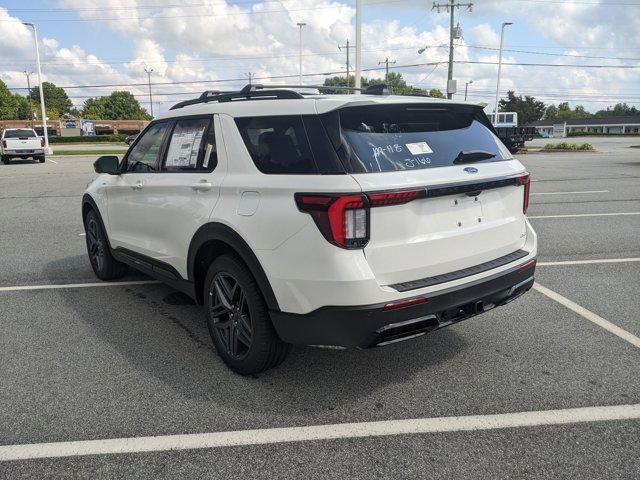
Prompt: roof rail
<box><xmin>169</xmin><ymin>82</ymin><xmax>390</xmax><ymax>110</ymax></box>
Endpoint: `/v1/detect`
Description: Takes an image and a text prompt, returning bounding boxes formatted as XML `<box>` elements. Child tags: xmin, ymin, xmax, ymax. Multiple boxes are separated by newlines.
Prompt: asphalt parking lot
<box><xmin>0</xmin><ymin>136</ymin><xmax>638</xmax><ymax>479</ymax></box>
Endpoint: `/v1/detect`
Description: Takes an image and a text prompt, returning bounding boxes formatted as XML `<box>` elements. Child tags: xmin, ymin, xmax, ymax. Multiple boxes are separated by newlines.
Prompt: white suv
<box><xmin>82</xmin><ymin>85</ymin><xmax>537</xmax><ymax>375</ymax></box>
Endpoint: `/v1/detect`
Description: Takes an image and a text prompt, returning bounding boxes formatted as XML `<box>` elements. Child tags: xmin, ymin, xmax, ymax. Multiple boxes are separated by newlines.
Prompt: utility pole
<box><xmin>494</xmin><ymin>22</ymin><xmax>513</xmax><ymax>123</ymax></box>
<box><xmin>144</xmin><ymin>67</ymin><xmax>154</xmax><ymax>117</ymax></box>
<box><xmin>432</xmin><ymin>0</ymin><xmax>473</xmax><ymax>99</ymax></box>
<box><xmin>378</xmin><ymin>57</ymin><xmax>396</xmax><ymax>83</ymax></box>
<box><xmin>355</xmin><ymin>0</ymin><xmax>362</xmax><ymax>91</ymax></box>
<box><xmin>296</xmin><ymin>22</ymin><xmax>306</xmax><ymax>85</ymax></box>
<box><xmin>245</xmin><ymin>72</ymin><xmax>253</xmax><ymax>85</ymax></box>
<box><xmin>464</xmin><ymin>79</ymin><xmax>473</xmax><ymax>101</ymax></box>
<box><xmin>23</xmin><ymin>71</ymin><xmax>35</xmax><ymax>128</ymax></box>
<box><xmin>338</xmin><ymin>40</ymin><xmax>355</xmax><ymax>87</ymax></box>
<box><xmin>22</xmin><ymin>22</ymin><xmax>50</xmax><ymax>154</ymax></box>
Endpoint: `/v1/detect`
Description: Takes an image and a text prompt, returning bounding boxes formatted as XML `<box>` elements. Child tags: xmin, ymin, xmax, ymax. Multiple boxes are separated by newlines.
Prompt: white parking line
<box><xmin>0</xmin><ymin>280</ymin><xmax>160</xmax><ymax>292</ymax></box>
<box><xmin>538</xmin><ymin>258</ymin><xmax>640</xmax><ymax>266</ymax></box>
<box><xmin>531</xmin><ymin>190</ymin><xmax>609</xmax><ymax>196</ymax></box>
<box><xmin>529</xmin><ymin>212</ymin><xmax>640</xmax><ymax>219</ymax></box>
<box><xmin>0</xmin><ymin>403</ymin><xmax>638</xmax><ymax>462</ymax></box>
<box><xmin>47</xmin><ymin>158</ymin><xmax>58</xmax><ymax>164</ymax></box>
<box><xmin>533</xmin><ymin>283</ymin><xmax>640</xmax><ymax>349</ymax></box>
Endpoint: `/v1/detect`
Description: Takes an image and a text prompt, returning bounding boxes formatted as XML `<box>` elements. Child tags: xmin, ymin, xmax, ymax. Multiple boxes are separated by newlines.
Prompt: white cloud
<box><xmin>0</xmin><ymin>1</ymin><xmax>637</xmax><ymax>115</ymax></box>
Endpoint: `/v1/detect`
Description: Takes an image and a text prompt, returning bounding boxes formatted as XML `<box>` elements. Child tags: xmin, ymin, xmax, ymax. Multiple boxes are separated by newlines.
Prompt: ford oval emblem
<box><xmin>463</xmin><ymin>167</ymin><xmax>478</xmax><ymax>174</ymax></box>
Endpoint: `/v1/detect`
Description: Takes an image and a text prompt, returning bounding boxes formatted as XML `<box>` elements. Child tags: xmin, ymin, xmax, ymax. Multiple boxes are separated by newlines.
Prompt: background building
<box><xmin>528</xmin><ymin>116</ymin><xmax>640</xmax><ymax>138</ymax></box>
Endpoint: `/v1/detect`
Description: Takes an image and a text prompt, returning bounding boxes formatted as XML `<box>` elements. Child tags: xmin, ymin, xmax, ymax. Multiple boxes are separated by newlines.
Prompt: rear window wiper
<box><xmin>453</xmin><ymin>150</ymin><xmax>496</xmax><ymax>164</ymax></box>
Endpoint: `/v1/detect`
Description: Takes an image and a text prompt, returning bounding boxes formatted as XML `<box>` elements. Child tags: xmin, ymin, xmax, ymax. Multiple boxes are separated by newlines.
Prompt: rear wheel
<box><xmin>37</xmin><ymin>156</ymin><xmax>45</xmax><ymax>163</ymax></box>
<box><xmin>1</xmin><ymin>156</ymin><xmax>9</xmax><ymax>164</ymax></box>
<box><xmin>205</xmin><ymin>254</ymin><xmax>290</xmax><ymax>375</ymax></box>
<box><xmin>84</xmin><ymin>210</ymin><xmax>128</xmax><ymax>280</ymax></box>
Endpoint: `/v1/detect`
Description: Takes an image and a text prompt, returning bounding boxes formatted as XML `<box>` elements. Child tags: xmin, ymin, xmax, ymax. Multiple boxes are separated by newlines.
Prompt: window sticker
<box><xmin>166</xmin><ymin>126</ymin><xmax>205</xmax><ymax>168</ymax></box>
<box><xmin>405</xmin><ymin>141</ymin><xmax>433</xmax><ymax>155</ymax></box>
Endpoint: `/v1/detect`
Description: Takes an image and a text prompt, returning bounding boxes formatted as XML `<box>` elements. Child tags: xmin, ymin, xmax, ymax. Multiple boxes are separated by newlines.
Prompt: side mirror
<box><xmin>94</xmin><ymin>156</ymin><xmax>120</xmax><ymax>175</ymax></box>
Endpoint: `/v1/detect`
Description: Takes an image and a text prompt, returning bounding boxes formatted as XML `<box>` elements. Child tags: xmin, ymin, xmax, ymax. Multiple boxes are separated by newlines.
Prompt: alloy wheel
<box><xmin>209</xmin><ymin>272</ymin><xmax>253</xmax><ymax>358</ymax></box>
<box><xmin>86</xmin><ymin>218</ymin><xmax>105</xmax><ymax>272</ymax></box>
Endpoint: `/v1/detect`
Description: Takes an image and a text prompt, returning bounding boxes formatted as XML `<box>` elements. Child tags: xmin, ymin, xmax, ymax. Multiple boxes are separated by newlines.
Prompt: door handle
<box><xmin>131</xmin><ymin>181</ymin><xmax>144</xmax><ymax>190</ymax></box>
<box><xmin>191</xmin><ymin>180</ymin><xmax>213</xmax><ymax>191</ymax></box>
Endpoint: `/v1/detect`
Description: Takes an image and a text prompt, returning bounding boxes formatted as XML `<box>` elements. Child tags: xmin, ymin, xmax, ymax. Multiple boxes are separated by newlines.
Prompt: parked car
<box><xmin>82</xmin><ymin>85</ymin><xmax>537</xmax><ymax>375</ymax></box>
<box><xmin>1</xmin><ymin>128</ymin><xmax>45</xmax><ymax>164</ymax></box>
<box><xmin>124</xmin><ymin>134</ymin><xmax>138</xmax><ymax>145</ymax></box>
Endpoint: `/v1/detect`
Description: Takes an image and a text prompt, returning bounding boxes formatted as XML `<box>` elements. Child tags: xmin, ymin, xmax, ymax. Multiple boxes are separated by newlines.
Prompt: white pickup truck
<box><xmin>1</xmin><ymin>128</ymin><xmax>45</xmax><ymax>164</ymax></box>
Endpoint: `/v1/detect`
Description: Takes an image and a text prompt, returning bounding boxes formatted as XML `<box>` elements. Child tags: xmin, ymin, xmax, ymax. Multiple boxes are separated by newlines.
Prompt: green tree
<box><xmin>594</xmin><ymin>103</ymin><xmax>639</xmax><ymax>118</ymax></box>
<box><xmin>543</xmin><ymin>101</ymin><xmax>592</xmax><ymax>121</ymax></box>
<box><xmin>81</xmin><ymin>97</ymin><xmax>106</xmax><ymax>119</ymax></box>
<box><xmin>13</xmin><ymin>94</ymin><xmax>34</xmax><ymax>120</ymax></box>
<box><xmin>81</xmin><ymin>91</ymin><xmax>151</xmax><ymax>120</ymax></box>
<box><xmin>322</xmin><ymin>73</ymin><xmax>439</xmax><ymax>97</ymax></box>
<box><xmin>0</xmin><ymin>80</ymin><xmax>19</xmax><ymax>119</ymax></box>
<box><xmin>498</xmin><ymin>91</ymin><xmax>547</xmax><ymax>125</ymax></box>
<box><xmin>29</xmin><ymin>81</ymin><xmax>73</xmax><ymax>117</ymax></box>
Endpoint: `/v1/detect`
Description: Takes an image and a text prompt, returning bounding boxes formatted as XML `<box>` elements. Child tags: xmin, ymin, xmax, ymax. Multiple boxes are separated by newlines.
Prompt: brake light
<box><xmin>368</xmin><ymin>189</ymin><xmax>426</xmax><ymax>207</ymax></box>
<box><xmin>40</xmin><ymin>138</ymin><xmax>45</xmax><ymax>148</ymax></box>
<box><xmin>295</xmin><ymin>193</ymin><xmax>369</xmax><ymax>249</ymax></box>
<box><xmin>1</xmin><ymin>140</ymin><xmax>6</xmax><ymax>149</ymax></box>
<box><xmin>517</xmin><ymin>174</ymin><xmax>531</xmax><ymax>214</ymax></box>
<box><xmin>296</xmin><ymin>189</ymin><xmax>426</xmax><ymax>249</ymax></box>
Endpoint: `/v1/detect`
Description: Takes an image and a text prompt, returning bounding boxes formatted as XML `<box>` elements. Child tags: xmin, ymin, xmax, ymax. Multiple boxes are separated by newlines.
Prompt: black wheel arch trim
<box><xmin>188</xmin><ymin>222</ymin><xmax>280</xmax><ymax>312</ymax></box>
<box><xmin>82</xmin><ymin>194</ymin><xmax>113</xmax><ymax>250</ymax></box>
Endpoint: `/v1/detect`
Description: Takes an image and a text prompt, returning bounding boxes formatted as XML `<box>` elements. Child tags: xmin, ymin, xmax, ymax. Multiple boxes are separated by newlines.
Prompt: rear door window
<box><xmin>329</xmin><ymin>104</ymin><xmax>512</xmax><ymax>173</ymax></box>
<box><xmin>235</xmin><ymin>116</ymin><xmax>318</xmax><ymax>174</ymax></box>
<box><xmin>163</xmin><ymin>117</ymin><xmax>217</xmax><ymax>172</ymax></box>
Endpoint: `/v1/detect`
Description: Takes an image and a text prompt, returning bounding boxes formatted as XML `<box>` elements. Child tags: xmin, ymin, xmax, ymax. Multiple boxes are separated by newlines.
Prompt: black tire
<box><xmin>204</xmin><ymin>254</ymin><xmax>290</xmax><ymax>375</ymax></box>
<box><xmin>1</xmin><ymin>156</ymin><xmax>9</xmax><ymax>164</ymax></box>
<box><xmin>37</xmin><ymin>156</ymin><xmax>45</xmax><ymax>163</ymax></box>
<box><xmin>84</xmin><ymin>209</ymin><xmax>128</xmax><ymax>280</ymax></box>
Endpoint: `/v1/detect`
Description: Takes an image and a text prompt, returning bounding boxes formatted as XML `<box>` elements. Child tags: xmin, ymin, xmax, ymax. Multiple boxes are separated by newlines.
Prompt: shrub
<box><xmin>49</xmin><ymin>134</ymin><xmax>128</xmax><ymax>144</ymax></box>
<box><xmin>542</xmin><ymin>142</ymin><xmax>594</xmax><ymax>151</ymax></box>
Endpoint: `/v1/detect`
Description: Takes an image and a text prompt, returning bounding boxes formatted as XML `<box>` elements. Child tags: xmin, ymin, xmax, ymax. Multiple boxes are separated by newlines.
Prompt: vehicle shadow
<box><xmin>44</xmin><ymin>256</ymin><xmax>468</xmax><ymax>419</ymax></box>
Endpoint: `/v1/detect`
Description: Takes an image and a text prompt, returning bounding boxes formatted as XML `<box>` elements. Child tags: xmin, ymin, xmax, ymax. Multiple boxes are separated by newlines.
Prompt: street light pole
<box><xmin>354</xmin><ymin>0</ymin><xmax>362</xmax><ymax>91</ymax></box>
<box><xmin>22</xmin><ymin>22</ymin><xmax>50</xmax><ymax>154</ymax></box>
<box><xmin>296</xmin><ymin>23</ymin><xmax>306</xmax><ymax>85</ymax></box>
<box><xmin>23</xmin><ymin>70</ymin><xmax>35</xmax><ymax>128</ymax></box>
<box><xmin>144</xmin><ymin>67</ymin><xmax>154</xmax><ymax>117</ymax></box>
<box><xmin>494</xmin><ymin>22</ymin><xmax>513</xmax><ymax>123</ymax></box>
<box><xmin>464</xmin><ymin>79</ymin><xmax>473</xmax><ymax>101</ymax></box>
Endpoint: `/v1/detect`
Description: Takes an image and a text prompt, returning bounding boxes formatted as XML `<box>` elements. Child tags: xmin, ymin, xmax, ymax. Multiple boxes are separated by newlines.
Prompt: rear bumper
<box><xmin>270</xmin><ymin>259</ymin><xmax>536</xmax><ymax>348</ymax></box>
<box><xmin>2</xmin><ymin>149</ymin><xmax>44</xmax><ymax>156</ymax></box>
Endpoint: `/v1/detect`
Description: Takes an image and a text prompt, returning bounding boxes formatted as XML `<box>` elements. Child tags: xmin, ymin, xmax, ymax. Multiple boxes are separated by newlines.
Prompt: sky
<box><xmin>0</xmin><ymin>0</ymin><xmax>639</xmax><ymax>116</ymax></box>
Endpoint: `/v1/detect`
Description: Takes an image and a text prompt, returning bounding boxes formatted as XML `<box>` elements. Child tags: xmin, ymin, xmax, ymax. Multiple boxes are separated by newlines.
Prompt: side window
<box><xmin>126</xmin><ymin>121</ymin><xmax>170</xmax><ymax>172</ymax></box>
<box><xmin>235</xmin><ymin>115</ymin><xmax>317</xmax><ymax>174</ymax></box>
<box><xmin>163</xmin><ymin>117</ymin><xmax>217</xmax><ymax>172</ymax></box>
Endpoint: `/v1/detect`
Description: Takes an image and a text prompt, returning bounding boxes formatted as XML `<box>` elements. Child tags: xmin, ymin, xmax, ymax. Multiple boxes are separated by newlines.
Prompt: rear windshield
<box><xmin>3</xmin><ymin>129</ymin><xmax>36</xmax><ymax>139</ymax></box>
<box><xmin>332</xmin><ymin>104</ymin><xmax>512</xmax><ymax>173</ymax></box>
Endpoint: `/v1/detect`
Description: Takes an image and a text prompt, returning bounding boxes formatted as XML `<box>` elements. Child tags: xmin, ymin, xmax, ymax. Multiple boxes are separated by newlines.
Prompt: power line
<box><xmin>4</xmin><ymin>59</ymin><xmax>640</xmax><ymax>93</ymax></box>
<box><xmin>0</xmin><ymin>0</ymin><xmax>399</xmax><ymax>23</ymax></box>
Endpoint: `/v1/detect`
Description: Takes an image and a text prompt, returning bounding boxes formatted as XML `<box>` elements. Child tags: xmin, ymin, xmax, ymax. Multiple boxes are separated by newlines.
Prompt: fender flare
<box><xmin>188</xmin><ymin>223</ymin><xmax>280</xmax><ymax>312</ymax></box>
<box><xmin>81</xmin><ymin>193</ymin><xmax>113</xmax><ymax>250</ymax></box>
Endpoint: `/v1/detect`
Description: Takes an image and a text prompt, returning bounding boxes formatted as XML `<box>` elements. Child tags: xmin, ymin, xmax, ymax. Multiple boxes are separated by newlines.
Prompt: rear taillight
<box><xmin>40</xmin><ymin>138</ymin><xmax>45</xmax><ymax>148</ymax></box>
<box><xmin>1</xmin><ymin>140</ymin><xmax>6</xmax><ymax>149</ymax></box>
<box><xmin>296</xmin><ymin>188</ymin><xmax>426</xmax><ymax>249</ymax></box>
<box><xmin>517</xmin><ymin>174</ymin><xmax>531</xmax><ymax>214</ymax></box>
<box><xmin>295</xmin><ymin>194</ymin><xmax>369</xmax><ymax>249</ymax></box>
